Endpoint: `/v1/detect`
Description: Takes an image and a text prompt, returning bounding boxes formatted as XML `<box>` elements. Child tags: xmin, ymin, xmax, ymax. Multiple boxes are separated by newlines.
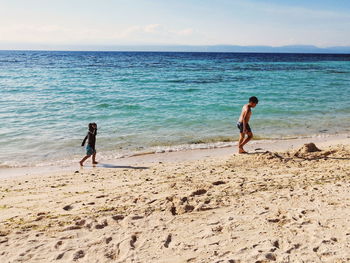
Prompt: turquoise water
<box><xmin>1</xmin><ymin>51</ymin><xmax>350</xmax><ymax>167</ymax></box>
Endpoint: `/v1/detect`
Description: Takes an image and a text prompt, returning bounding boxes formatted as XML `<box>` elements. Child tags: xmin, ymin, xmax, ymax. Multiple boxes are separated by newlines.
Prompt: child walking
<box><xmin>237</xmin><ymin>96</ymin><xmax>258</xmax><ymax>154</ymax></box>
<box><xmin>80</xmin><ymin>122</ymin><xmax>98</xmax><ymax>166</ymax></box>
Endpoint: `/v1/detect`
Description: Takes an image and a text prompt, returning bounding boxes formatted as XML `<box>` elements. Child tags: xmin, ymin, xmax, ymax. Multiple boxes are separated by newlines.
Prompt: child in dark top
<box><xmin>79</xmin><ymin>123</ymin><xmax>98</xmax><ymax>166</ymax></box>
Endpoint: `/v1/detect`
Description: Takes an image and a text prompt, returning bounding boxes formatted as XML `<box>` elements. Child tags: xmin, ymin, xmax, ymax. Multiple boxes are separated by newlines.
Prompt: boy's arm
<box><xmin>81</xmin><ymin>135</ymin><xmax>88</xmax><ymax>146</ymax></box>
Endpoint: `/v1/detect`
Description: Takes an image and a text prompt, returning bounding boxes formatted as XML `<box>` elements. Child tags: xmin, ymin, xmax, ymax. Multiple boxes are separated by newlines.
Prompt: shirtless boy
<box><xmin>237</xmin><ymin>96</ymin><xmax>258</xmax><ymax>154</ymax></box>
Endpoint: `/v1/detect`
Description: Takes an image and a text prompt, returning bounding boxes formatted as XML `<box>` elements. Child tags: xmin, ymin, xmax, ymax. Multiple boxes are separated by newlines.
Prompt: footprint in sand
<box><xmin>285</xmin><ymin>243</ymin><xmax>300</xmax><ymax>254</ymax></box>
<box><xmin>183</xmin><ymin>204</ymin><xmax>195</xmax><ymax>213</ymax></box>
<box><xmin>62</xmin><ymin>205</ymin><xmax>73</xmax><ymax>211</ymax></box>
<box><xmin>164</xmin><ymin>234</ymin><xmax>172</xmax><ymax>248</ymax></box>
<box><xmin>56</xmin><ymin>252</ymin><xmax>65</xmax><ymax>260</ymax></box>
<box><xmin>170</xmin><ymin>205</ymin><xmax>177</xmax><ymax>215</ymax></box>
<box><xmin>104</xmin><ymin>250</ymin><xmax>117</xmax><ymax>260</ymax></box>
<box><xmin>212</xmin><ymin>181</ymin><xmax>226</xmax><ymax>186</ymax></box>
<box><xmin>130</xmin><ymin>235</ymin><xmax>137</xmax><ymax>249</ymax></box>
<box><xmin>105</xmin><ymin>237</ymin><xmax>112</xmax><ymax>244</ymax></box>
<box><xmin>112</xmin><ymin>215</ymin><xmax>125</xmax><ymax>221</ymax></box>
<box><xmin>54</xmin><ymin>241</ymin><xmax>63</xmax><ymax>249</ymax></box>
<box><xmin>180</xmin><ymin>197</ymin><xmax>188</xmax><ymax>204</ymax></box>
<box><xmin>73</xmin><ymin>250</ymin><xmax>85</xmax><ymax>261</ymax></box>
<box><xmin>267</xmin><ymin>218</ymin><xmax>280</xmax><ymax>223</ymax></box>
<box><xmin>131</xmin><ymin>215</ymin><xmax>144</xmax><ymax>220</ymax></box>
<box><xmin>95</xmin><ymin>219</ymin><xmax>108</xmax><ymax>229</ymax></box>
<box><xmin>265</xmin><ymin>253</ymin><xmax>276</xmax><ymax>261</ymax></box>
<box><xmin>75</xmin><ymin>219</ymin><xmax>86</xmax><ymax>226</ymax></box>
<box><xmin>64</xmin><ymin>225</ymin><xmax>82</xmax><ymax>231</ymax></box>
<box><xmin>191</xmin><ymin>189</ymin><xmax>207</xmax><ymax>196</ymax></box>
<box><xmin>272</xmin><ymin>240</ymin><xmax>279</xmax><ymax>249</ymax></box>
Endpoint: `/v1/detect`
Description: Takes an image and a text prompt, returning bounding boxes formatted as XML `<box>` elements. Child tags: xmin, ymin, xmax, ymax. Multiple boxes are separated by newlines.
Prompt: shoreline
<box><xmin>1</xmin><ymin>132</ymin><xmax>349</xmax><ymax>180</ymax></box>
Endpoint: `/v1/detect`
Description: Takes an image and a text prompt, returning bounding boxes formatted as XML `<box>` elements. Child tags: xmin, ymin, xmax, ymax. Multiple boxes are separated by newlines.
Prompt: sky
<box><xmin>0</xmin><ymin>0</ymin><xmax>350</xmax><ymax>49</ymax></box>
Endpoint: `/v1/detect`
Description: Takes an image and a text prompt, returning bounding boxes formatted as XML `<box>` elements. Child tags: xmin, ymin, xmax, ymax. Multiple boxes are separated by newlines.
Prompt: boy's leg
<box><xmin>92</xmin><ymin>152</ymin><xmax>98</xmax><ymax>164</ymax></box>
<box><xmin>240</xmin><ymin>132</ymin><xmax>253</xmax><ymax>149</ymax></box>
<box><xmin>80</xmin><ymin>155</ymin><xmax>91</xmax><ymax>166</ymax></box>
<box><xmin>238</xmin><ymin>133</ymin><xmax>246</xmax><ymax>153</ymax></box>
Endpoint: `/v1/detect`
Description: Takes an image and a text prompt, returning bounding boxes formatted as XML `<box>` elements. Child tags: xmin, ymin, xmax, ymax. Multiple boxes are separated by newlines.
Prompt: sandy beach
<box><xmin>0</xmin><ymin>136</ymin><xmax>350</xmax><ymax>262</ymax></box>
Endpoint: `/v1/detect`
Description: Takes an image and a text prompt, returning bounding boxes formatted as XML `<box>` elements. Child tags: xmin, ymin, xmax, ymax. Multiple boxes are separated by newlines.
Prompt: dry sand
<box><xmin>0</xmin><ymin>140</ymin><xmax>350</xmax><ymax>262</ymax></box>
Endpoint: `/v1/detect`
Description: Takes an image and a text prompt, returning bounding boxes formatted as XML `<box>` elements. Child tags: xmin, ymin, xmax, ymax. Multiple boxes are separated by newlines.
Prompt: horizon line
<box><xmin>1</xmin><ymin>44</ymin><xmax>350</xmax><ymax>54</ymax></box>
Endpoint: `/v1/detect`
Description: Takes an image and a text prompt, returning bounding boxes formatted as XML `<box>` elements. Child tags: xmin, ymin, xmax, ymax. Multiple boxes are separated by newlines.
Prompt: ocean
<box><xmin>1</xmin><ymin>51</ymin><xmax>349</xmax><ymax>167</ymax></box>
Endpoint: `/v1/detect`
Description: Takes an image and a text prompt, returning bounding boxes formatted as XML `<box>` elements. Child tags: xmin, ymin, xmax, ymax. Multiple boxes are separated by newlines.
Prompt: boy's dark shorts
<box><xmin>237</xmin><ymin>122</ymin><xmax>252</xmax><ymax>133</ymax></box>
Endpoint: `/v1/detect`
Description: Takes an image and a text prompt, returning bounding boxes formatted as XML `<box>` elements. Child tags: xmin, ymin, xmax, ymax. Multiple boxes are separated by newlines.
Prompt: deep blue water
<box><xmin>1</xmin><ymin>51</ymin><xmax>350</xmax><ymax>167</ymax></box>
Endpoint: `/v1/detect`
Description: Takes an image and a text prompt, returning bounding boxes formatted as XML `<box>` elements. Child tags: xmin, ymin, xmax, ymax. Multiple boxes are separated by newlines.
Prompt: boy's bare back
<box><xmin>238</xmin><ymin>104</ymin><xmax>252</xmax><ymax>123</ymax></box>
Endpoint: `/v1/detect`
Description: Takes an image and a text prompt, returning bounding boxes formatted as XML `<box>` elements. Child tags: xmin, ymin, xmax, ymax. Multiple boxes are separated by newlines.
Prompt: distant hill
<box><xmin>1</xmin><ymin>44</ymin><xmax>350</xmax><ymax>53</ymax></box>
<box><xmin>202</xmin><ymin>45</ymin><xmax>350</xmax><ymax>53</ymax></box>
<box><xmin>109</xmin><ymin>44</ymin><xmax>350</xmax><ymax>53</ymax></box>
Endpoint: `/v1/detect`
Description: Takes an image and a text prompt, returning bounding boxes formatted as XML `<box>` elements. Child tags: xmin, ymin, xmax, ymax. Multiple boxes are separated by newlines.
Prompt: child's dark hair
<box><xmin>88</xmin><ymin>123</ymin><xmax>97</xmax><ymax>132</ymax></box>
<box><xmin>249</xmin><ymin>96</ymin><xmax>259</xmax><ymax>104</ymax></box>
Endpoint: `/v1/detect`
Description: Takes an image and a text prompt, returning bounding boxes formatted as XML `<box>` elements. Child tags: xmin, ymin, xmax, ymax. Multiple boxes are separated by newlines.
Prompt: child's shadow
<box><xmin>97</xmin><ymin>163</ymin><xmax>149</xmax><ymax>170</ymax></box>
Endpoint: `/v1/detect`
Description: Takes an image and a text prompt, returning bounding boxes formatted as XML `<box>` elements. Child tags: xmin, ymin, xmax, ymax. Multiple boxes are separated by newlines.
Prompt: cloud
<box><xmin>121</xmin><ymin>24</ymin><xmax>193</xmax><ymax>37</ymax></box>
<box><xmin>120</xmin><ymin>24</ymin><xmax>162</xmax><ymax>37</ymax></box>
<box><xmin>176</xmin><ymin>28</ymin><xmax>193</xmax><ymax>36</ymax></box>
<box><xmin>0</xmin><ymin>24</ymin><xmax>73</xmax><ymax>43</ymax></box>
<box><xmin>144</xmin><ymin>24</ymin><xmax>161</xmax><ymax>33</ymax></box>
<box><xmin>0</xmin><ymin>22</ymin><xmax>195</xmax><ymax>45</ymax></box>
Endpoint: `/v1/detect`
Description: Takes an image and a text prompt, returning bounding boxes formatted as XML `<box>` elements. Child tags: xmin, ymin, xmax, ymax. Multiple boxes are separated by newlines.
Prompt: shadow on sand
<box><xmin>247</xmin><ymin>151</ymin><xmax>266</xmax><ymax>155</ymax></box>
<box><xmin>97</xmin><ymin>163</ymin><xmax>149</xmax><ymax>169</ymax></box>
<box><xmin>295</xmin><ymin>156</ymin><xmax>350</xmax><ymax>161</ymax></box>
<box><xmin>246</xmin><ymin>151</ymin><xmax>350</xmax><ymax>161</ymax></box>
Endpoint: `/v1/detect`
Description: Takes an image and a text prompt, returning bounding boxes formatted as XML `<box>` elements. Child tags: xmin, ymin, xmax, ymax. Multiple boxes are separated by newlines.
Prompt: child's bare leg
<box><xmin>238</xmin><ymin>133</ymin><xmax>246</xmax><ymax>153</ymax></box>
<box><xmin>240</xmin><ymin>132</ymin><xmax>253</xmax><ymax>151</ymax></box>
<box><xmin>80</xmin><ymin>155</ymin><xmax>91</xmax><ymax>166</ymax></box>
<box><xmin>92</xmin><ymin>152</ymin><xmax>98</xmax><ymax>164</ymax></box>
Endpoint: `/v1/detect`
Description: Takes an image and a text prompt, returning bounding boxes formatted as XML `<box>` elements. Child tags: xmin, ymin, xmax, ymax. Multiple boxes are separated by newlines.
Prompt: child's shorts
<box><xmin>86</xmin><ymin>145</ymin><xmax>96</xmax><ymax>156</ymax></box>
<box><xmin>237</xmin><ymin>122</ymin><xmax>252</xmax><ymax>133</ymax></box>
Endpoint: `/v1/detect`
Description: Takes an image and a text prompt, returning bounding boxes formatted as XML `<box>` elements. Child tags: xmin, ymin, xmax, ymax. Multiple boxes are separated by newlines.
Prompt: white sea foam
<box><xmin>2</xmin><ymin>132</ymin><xmax>347</xmax><ymax>169</ymax></box>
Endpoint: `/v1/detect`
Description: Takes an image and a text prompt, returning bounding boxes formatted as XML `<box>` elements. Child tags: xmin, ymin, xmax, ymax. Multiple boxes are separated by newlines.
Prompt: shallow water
<box><xmin>1</xmin><ymin>51</ymin><xmax>349</xmax><ymax>167</ymax></box>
